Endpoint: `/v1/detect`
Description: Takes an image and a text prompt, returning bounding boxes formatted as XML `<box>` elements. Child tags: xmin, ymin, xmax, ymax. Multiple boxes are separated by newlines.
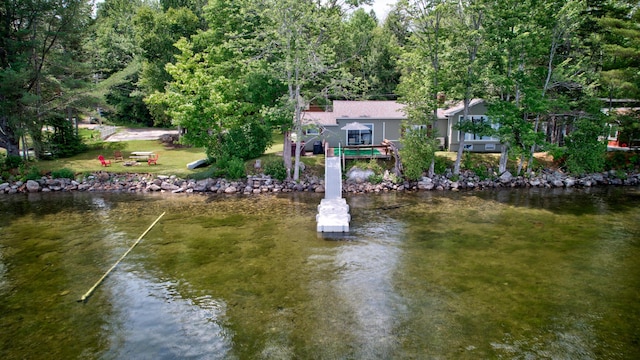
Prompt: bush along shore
<box><xmin>1</xmin><ymin>168</ymin><xmax>639</xmax><ymax>195</ymax></box>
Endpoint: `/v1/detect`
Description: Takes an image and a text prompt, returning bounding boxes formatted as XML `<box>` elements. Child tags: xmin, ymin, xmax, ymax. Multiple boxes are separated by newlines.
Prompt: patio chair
<box><xmin>147</xmin><ymin>153</ymin><xmax>159</xmax><ymax>165</ymax></box>
<box><xmin>114</xmin><ymin>150</ymin><xmax>124</xmax><ymax>161</ymax></box>
<box><xmin>98</xmin><ymin>155</ymin><xmax>111</xmax><ymax>167</ymax></box>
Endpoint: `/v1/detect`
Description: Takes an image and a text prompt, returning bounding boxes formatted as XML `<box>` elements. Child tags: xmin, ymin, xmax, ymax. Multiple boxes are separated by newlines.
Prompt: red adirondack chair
<box><xmin>147</xmin><ymin>153</ymin><xmax>158</xmax><ymax>165</ymax></box>
<box><xmin>98</xmin><ymin>155</ymin><xmax>111</xmax><ymax>167</ymax></box>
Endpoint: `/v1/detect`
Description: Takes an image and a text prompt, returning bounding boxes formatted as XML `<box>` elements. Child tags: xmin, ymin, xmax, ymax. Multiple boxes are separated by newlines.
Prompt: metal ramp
<box><xmin>316</xmin><ymin>156</ymin><xmax>350</xmax><ymax>232</ymax></box>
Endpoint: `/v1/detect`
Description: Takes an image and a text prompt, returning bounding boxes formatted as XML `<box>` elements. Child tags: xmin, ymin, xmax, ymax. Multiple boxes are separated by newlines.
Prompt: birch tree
<box><xmin>397</xmin><ymin>0</ymin><xmax>453</xmax><ymax>177</ymax></box>
<box><xmin>448</xmin><ymin>0</ymin><xmax>485</xmax><ymax>175</ymax></box>
<box><xmin>482</xmin><ymin>0</ymin><xmax>541</xmax><ymax>174</ymax></box>
<box><xmin>260</xmin><ymin>0</ymin><xmax>369</xmax><ymax>181</ymax></box>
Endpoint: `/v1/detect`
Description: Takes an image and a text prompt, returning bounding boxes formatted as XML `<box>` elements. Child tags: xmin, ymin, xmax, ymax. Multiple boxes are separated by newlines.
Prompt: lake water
<box><xmin>1</xmin><ymin>188</ymin><xmax>639</xmax><ymax>359</ymax></box>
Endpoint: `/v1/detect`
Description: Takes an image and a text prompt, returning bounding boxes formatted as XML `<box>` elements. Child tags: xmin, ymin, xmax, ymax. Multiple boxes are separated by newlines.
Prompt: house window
<box><xmin>411</xmin><ymin>124</ymin><xmax>433</xmax><ymax>135</ymax></box>
<box><xmin>305</xmin><ymin>127</ymin><xmax>321</xmax><ymax>136</ymax></box>
<box><xmin>401</xmin><ymin>124</ymin><xmax>432</xmax><ymax>137</ymax></box>
<box><xmin>347</xmin><ymin>124</ymin><xmax>373</xmax><ymax>145</ymax></box>
<box><xmin>459</xmin><ymin>115</ymin><xmax>499</xmax><ymax>141</ymax></box>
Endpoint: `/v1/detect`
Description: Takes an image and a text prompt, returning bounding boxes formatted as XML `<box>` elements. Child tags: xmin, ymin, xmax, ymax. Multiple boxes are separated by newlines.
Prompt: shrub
<box><xmin>564</xmin><ymin>117</ymin><xmax>607</xmax><ymax>175</ymax></box>
<box><xmin>615</xmin><ymin>169</ymin><xmax>628</xmax><ymax>180</ymax></box>
<box><xmin>434</xmin><ymin>156</ymin><xmax>452</xmax><ymax>175</ymax></box>
<box><xmin>605</xmin><ymin>151</ymin><xmax>628</xmax><ymax>170</ymax></box>
<box><xmin>400</xmin><ymin>130</ymin><xmax>438</xmax><ymax>180</ymax></box>
<box><xmin>368</xmin><ymin>173</ymin><xmax>384</xmax><ymax>184</ymax></box>
<box><xmin>215</xmin><ymin>121</ymin><xmax>272</xmax><ymax>161</ymax></box>
<box><xmin>4</xmin><ymin>155</ymin><xmax>23</xmax><ymax>171</ymax></box>
<box><xmin>225</xmin><ymin>157</ymin><xmax>246</xmax><ymax>180</ymax></box>
<box><xmin>52</xmin><ymin>168</ymin><xmax>75</xmax><ymax>179</ymax></box>
<box><xmin>25</xmin><ymin>166</ymin><xmax>41</xmax><ymax>181</ymax></box>
<box><xmin>214</xmin><ymin>156</ymin><xmax>246</xmax><ymax>180</ymax></box>
<box><xmin>264</xmin><ymin>159</ymin><xmax>287</xmax><ymax>181</ymax></box>
<box><xmin>44</xmin><ymin>114</ymin><xmax>87</xmax><ymax>158</ymax></box>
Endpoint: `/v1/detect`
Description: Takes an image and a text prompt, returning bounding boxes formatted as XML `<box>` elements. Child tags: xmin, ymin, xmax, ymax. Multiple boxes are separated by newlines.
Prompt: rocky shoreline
<box><xmin>1</xmin><ymin>168</ymin><xmax>639</xmax><ymax>195</ymax></box>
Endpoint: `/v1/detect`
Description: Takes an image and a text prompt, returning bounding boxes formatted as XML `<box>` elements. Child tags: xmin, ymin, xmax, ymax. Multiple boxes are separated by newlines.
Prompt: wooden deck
<box><xmin>328</xmin><ymin>145</ymin><xmax>391</xmax><ymax>160</ymax></box>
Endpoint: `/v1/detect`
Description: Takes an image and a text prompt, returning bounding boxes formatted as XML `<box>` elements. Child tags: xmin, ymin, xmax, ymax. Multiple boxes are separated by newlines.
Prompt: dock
<box><xmin>316</xmin><ymin>156</ymin><xmax>350</xmax><ymax>232</ymax></box>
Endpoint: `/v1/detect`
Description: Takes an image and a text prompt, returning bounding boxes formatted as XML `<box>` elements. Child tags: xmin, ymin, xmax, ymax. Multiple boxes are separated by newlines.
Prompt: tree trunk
<box><xmin>499</xmin><ymin>144</ymin><xmax>509</xmax><ymax>173</ymax></box>
<box><xmin>292</xmin><ymin>84</ymin><xmax>303</xmax><ymax>182</ymax></box>
<box><xmin>454</xmin><ymin>98</ymin><xmax>471</xmax><ymax>175</ymax></box>
<box><xmin>517</xmin><ymin>153</ymin><xmax>525</xmax><ymax>175</ymax></box>
<box><xmin>0</xmin><ymin>116</ymin><xmax>21</xmax><ymax>157</ymax></box>
<box><xmin>283</xmin><ymin>131</ymin><xmax>292</xmax><ymax>180</ymax></box>
<box><xmin>383</xmin><ymin>139</ymin><xmax>403</xmax><ymax>177</ymax></box>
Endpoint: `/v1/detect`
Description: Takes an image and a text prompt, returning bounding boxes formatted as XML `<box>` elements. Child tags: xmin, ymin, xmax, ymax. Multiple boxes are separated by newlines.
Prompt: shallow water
<box><xmin>0</xmin><ymin>188</ymin><xmax>639</xmax><ymax>359</ymax></box>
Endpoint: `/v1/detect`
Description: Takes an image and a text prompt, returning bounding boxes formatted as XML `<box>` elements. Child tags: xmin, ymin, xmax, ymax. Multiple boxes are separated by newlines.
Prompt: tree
<box><xmin>400</xmin><ymin>126</ymin><xmax>438</xmax><ymax>180</ymax></box>
<box><xmin>0</xmin><ymin>0</ymin><xmax>93</xmax><ymax>159</ymax></box>
<box><xmin>337</xmin><ymin>9</ymin><xmax>401</xmax><ymax>99</ymax></box>
<box><xmin>595</xmin><ymin>0</ymin><xmax>640</xmax><ymax>100</ymax></box>
<box><xmin>481</xmin><ymin>0</ymin><xmax>586</xmax><ymax>175</ymax></box>
<box><xmin>134</xmin><ymin>4</ymin><xmax>201</xmax><ymax>127</ymax></box>
<box><xmin>259</xmin><ymin>0</ymin><xmax>369</xmax><ymax>181</ymax></box>
<box><xmin>447</xmin><ymin>0</ymin><xmax>485</xmax><ymax>175</ymax></box>
<box><xmin>86</xmin><ymin>0</ymin><xmax>142</xmax><ymax>77</ymax></box>
<box><xmin>147</xmin><ymin>0</ymin><xmax>281</xmax><ymax>162</ymax></box>
<box><xmin>396</xmin><ymin>0</ymin><xmax>453</xmax><ymax>177</ymax></box>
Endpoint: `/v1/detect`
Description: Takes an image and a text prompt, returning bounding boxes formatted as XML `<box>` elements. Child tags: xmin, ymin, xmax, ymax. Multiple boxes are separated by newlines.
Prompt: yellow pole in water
<box><xmin>78</xmin><ymin>212</ymin><xmax>166</xmax><ymax>303</ymax></box>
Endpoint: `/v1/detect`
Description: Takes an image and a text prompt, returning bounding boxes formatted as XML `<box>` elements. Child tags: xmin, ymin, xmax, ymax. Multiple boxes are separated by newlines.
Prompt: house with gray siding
<box><xmin>300</xmin><ymin>99</ymin><xmax>500</xmax><ymax>153</ymax></box>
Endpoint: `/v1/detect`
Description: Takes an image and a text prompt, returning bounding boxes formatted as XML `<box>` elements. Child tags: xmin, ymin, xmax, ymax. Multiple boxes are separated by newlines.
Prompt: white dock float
<box><xmin>316</xmin><ymin>198</ymin><xmax>350</xmax><ymax>232</ymax></box>
<box><xmin>317</xmin><ymin>156</ymin><xmax>350</xmax><ymax>232</ymax></box>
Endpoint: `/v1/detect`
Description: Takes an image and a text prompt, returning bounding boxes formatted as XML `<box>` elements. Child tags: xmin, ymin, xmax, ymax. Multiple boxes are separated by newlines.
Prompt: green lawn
<box><xmin>32</xmin><ymin>132</ymin><xmax>327</xmax><ymax>179</ymax></box>
<box><xmin>36</xmin><ymin>140</ymin><xmax>209</xmax><ymax>178</ymax></box>
<box><xmin>16</xmin><ymin>130</ymin><xmax>529</xmax><ymax>181</ymax></box>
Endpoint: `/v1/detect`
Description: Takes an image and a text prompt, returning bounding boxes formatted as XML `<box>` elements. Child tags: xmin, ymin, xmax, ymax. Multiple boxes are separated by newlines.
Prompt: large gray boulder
<box><xmin>499</xmin><ymin>171</ymin><xmax>513</xmax><ymax>184</ymax></box>
<box><xmin>346</xmin><ymin>168</ymin><xmax>374</xmax><ymax>184</ymax></box>
<box><xmin>26</xmin><ymin>180</ymin><xmax>40</xmax><ymax>193</ymax></box>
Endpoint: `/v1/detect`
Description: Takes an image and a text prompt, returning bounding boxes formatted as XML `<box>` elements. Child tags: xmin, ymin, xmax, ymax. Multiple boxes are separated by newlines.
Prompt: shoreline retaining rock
<box><xmin>1</xmin><ymin>169</ymin><xmax>639</xmax><ymax>195</ymax></box>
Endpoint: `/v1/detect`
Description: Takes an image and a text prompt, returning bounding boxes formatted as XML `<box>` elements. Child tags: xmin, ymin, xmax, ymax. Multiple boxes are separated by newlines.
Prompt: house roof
<box><xmin>301</xmin><ymin>99</ymin><xmax>485</xmax><ymax>126</ymax></box>
<box><xmin>438</xmin><ymin>99</ymin><xmax>485</xmax><ymax>118</ymax></box>
<box><xmin>302</xmin><ymin>100</ymin><xmax>406</xmax><ymax>127</ymax></box>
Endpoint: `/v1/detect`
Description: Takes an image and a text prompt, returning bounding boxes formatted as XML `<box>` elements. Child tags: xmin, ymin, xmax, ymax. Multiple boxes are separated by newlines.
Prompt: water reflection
<box><xmin>0</xmin><ymin>189</ymin><xmax>639</xmax><ymax>359</ymax></box>
<box><xmin>102</xmin><ymin>264</ymin><xmax>232</xmax><ymax>360</ymax></box>
<box><xmin>333</xmin><ymin>214</ymin><xmax>405</xmax><ymax>358</ymax></box>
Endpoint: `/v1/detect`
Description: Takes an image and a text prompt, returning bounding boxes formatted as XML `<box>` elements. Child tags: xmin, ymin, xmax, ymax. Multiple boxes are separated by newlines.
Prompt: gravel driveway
<box><xmin>77</xmin><ymin>123</ymin><xmax>178</xmax><ymax>142</ymax></box>
<box><xmin>104</xmin><ymin>128</ymin><xmax>178</xmax><ymax>142</ymax></box>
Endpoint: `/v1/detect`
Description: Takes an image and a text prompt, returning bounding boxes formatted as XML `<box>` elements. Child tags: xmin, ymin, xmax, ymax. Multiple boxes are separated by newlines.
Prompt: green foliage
<box><xmin>51</xmin><ymin>168</ymin><xmax>76</xmax><ymax>179</ymax></box>
<box><xmin>612</xmin><ymin>110</ymin><xmax>640</xmax><ymax>146</ymax></box>
<box><xmin>347</xmin><ymin>159</ymin><xmax>388</xmax><ymax>183</ymax></box>
<box><xmin>104</xmin><ymin>70</ymin><xmax>153</xmax><ymax>126</ymax></box>
<box><xmin>400</xmin><ymin>128</ymin><xmax>438</xmax><ymax>180</ymax></box>
<box><xmin>215</xmin><ymin>121</ymin><xmax>272</xmax><ymax>161</ymax></box>
<box><xmin>564</xmin><ymin>116</ymin><xmax>607</xmax><ymax>175</ymax></box>
<box><xmin>614</xmin><ymin>169</ymin><xmax>628</xmax><ymax>180</ymax></box>
<box><xmin>225</xmin><ymin>157</ymin><xmax>246</xmax><ymax>180</ymax></box>
<box><xmin>0</xmin><ymin>0</ymin><xmax>93</xmax><ymax>157</ymax></box>
<box><xmin>263</xmin><ymin>159</ymin><xmax>287</xmax><ymax>181</ymax></box>
<box><xmin>368</xmin><ymin>173</ymin><xmax>384</xmax><ymax>184</ymax></box>
<box><xmin>605</xmin><ymin>151</ymin><xmax>640</xmax><ymax>172</ymax></box>
<box><xmin>350</xmin><ymin>159</ymin><xmax>384</xmax><ymax>174</ymax></box>
<box><xmin>44</xmin><ymin>115</ymin><xmax>88</xmax><ymax>158</ymax></box>
<box><xmin>214</xmin><ymin>156</ymin><xmax>246</xmax><ymax>180</ymax></box>
<box><xmin>25</xmin><ymin>166</ymin><xmax>41</xmax><ymax>181</ymax></box>
<box><xmin>461</xmin><ymin>151</ymin><xmax>494</xmax><ymax>180</ymax></box>
<box><xmin>88</xmin><ymin>0</ymin><xmax>142</xmax><ymax>76</ymax></box>
<box><xmin>596</xmin><ymin>3</ymin><xmax>640</xmax><ymax>99</ymax></box>
<box><xmin>545</xmin><ymin>144</ymin><xmax>568</xmax><ymax>166</ymax></box>
<box><xmin>434</xmin><ymin>156</ymin><xmax>452</xmax><ymax>175</ymax></box>
<box><xmin>3</xmin><ymin>155</ymin><xmax>24</xmax><ymax>171</ymax></box>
